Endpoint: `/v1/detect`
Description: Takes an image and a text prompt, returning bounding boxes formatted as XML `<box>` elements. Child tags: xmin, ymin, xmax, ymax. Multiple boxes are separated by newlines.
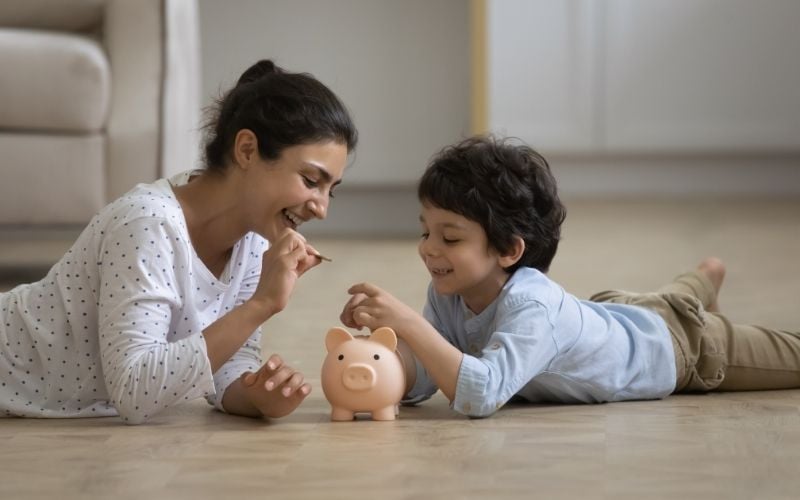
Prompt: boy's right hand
<box><xmin>342</xmin><ymin>282</ymin><xmax>423</xmax><ymax>334</ymax></box>
<box><xmin>340</xmin><ymin>291</ymin><xmax>368</xmax><ymax>329</ymax></box>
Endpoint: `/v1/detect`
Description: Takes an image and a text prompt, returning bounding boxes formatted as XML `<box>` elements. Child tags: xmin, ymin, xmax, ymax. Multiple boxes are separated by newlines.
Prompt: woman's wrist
<box><xmin>243</xmin><ymin>296</ymin><xmax>278</xmax><ymax>323</ymax></box>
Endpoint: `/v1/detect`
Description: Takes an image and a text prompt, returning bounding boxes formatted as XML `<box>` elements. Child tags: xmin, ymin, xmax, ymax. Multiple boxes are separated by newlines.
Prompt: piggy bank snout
<box><xmin>342</xmin><ymin>363</ymin><xmax>376</xmax><ymax>391</ymax></box>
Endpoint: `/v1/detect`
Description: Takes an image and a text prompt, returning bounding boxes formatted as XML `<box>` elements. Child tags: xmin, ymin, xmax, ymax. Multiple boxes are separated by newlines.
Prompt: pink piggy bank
<box><xmin>321</xmin><ymin>326</ymin><xmax>406</xmax><ymax>421</ymax></box>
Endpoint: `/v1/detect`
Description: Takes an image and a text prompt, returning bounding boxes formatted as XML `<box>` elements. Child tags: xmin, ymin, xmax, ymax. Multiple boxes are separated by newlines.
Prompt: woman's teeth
<box><xmin>283</xmin><ymin>210</ymin><xmax>302</xmax><ymax>228</ymax></box>
<box><xmin>431</xmin><ymin>267</ymin><xmax>452</xmax><ymax>276</ymax></box>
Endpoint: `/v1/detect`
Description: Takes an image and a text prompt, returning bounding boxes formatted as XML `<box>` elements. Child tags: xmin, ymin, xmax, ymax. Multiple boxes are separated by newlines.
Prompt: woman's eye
<box><xmin>302</xmin><ymin>176</ymin><xmax>319</xmax><ymax>188</ymax></box>
<box><xmin>420</xmin><ymin>232</ymin><xmax>430</xmax><ymax>240</ymax></box>
<box><xmin>443</xmin><ymin>238</ymin><xmax>460</xmax><ymax>244</ymax></box>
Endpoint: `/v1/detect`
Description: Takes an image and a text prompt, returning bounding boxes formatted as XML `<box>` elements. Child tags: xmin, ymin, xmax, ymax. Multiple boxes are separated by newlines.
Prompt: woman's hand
<box><xmin>249</xmin><ymin>229</ymin><xmax>323</xmax><ymax>318</ymax></box>
<box><xmin>239</xmin><ymin>354</ymin><xmax>311</xmax><ymax>418</ymax></box>
<box><xmin>343</xmin><ymin>282</ymin><xmax>425</xmax><ymax>334</ymax></box>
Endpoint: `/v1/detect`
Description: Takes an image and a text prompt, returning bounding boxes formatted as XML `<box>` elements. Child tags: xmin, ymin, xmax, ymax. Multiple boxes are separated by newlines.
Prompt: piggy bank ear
<box><xmin>325</xmin><ymin>327</ymin><xmax>354</xmax><ymax>352</ymax></box>
<box><xmin>370</xmin><ymin>327</ymin><xmax>398</xmax><ymax>351</ymax></box>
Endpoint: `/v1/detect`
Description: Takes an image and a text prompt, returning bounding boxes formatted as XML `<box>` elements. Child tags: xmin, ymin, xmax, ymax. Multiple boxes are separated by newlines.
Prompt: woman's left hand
<box><xmin>240</xmin><ymin>354</ymin><xmax>311</xmax><ymax>418</ymax></box>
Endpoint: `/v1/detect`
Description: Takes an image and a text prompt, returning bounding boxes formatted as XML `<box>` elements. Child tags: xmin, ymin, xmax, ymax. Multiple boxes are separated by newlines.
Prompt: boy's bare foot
<box><xmin>697</xmin><ymin>257</ymin><xmax>725</xmax><ymax>312</ymax></box>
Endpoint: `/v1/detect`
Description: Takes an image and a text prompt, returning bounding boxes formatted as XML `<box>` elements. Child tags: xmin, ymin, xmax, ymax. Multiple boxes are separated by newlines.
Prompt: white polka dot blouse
<box><xmin>0</xmin><ymin>171</ymin><xmax>267</xmax><ymax>423</ymax></box>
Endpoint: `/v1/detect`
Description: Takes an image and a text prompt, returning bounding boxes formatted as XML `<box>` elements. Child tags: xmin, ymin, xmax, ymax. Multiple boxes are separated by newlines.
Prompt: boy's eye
<box><xmin>420</xmin><ymin>232</ymin><xmax>429</xmax><ymax>240</ymax></box>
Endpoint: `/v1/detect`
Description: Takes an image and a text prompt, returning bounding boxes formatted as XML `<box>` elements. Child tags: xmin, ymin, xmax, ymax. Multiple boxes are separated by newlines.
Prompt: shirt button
<box><xmin>469</xmin><ymin>344</ymin><xmax>480</xmax><ymax>355</ymax></box>
<box><xmin>491</xmin><ymin>342</ymin><xmax>501</xmax><ymax>350</ymax></box>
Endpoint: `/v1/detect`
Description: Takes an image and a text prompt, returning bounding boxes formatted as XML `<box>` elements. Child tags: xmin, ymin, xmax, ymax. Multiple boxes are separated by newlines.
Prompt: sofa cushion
<box><xmin>0</xmin><ymin>0</ymin><xmax>104</xmax><ymax>32</ymax></box>
<box><xmin>0</xmin><ymin>29</ymin><xmax>110</xmax><ymax>132</ymax></box>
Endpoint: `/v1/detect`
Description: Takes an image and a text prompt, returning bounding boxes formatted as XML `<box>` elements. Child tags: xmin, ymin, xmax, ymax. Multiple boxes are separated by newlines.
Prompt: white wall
<box><xmin>197</xmin><ymin>0</ymin><xmax>470</xmax><ymax>235</ymax></box>
<box><xmin>197</xmin><ymin>0</ymin><xmax>800</xmax><ymax>236</ymax></box>
<box><xmin>487</xmin><ymin>0</ymin><xmax>800</xmax><ymax>198</ymax></box>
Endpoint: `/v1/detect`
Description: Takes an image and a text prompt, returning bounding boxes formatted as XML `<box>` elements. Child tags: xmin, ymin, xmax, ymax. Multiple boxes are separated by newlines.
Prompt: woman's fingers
<box><xmin>241</xmin><ymin>371</ymin><xmax>257</xmax><ymax>387</ymax></box>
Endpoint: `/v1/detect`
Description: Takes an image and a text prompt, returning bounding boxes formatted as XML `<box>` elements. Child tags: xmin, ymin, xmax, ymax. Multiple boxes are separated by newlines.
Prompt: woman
<box><xmin>0</xmin><ymin>60</ymin><xmax>358</xmax><ymax>424</ymax></box>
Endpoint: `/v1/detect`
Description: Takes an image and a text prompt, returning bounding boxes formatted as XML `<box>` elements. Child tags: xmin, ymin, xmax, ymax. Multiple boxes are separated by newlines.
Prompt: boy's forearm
<box><xmin>398</xmin><ymin>318</ymin><xmax>463</xmax><ymax>402</ymax></box>
<box><xmin>395</xmin><ymin>337</ymin><xmax>417</xmax><ymax>394</ymax></box>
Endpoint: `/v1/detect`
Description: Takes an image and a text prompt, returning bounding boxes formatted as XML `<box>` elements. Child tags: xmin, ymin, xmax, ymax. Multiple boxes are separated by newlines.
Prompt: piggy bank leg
<box><xmin>371</xmin><ymin>406</ymin><xmax>397</xmax><ymax>421</ymax></box>
<box><xmin>331</xmin><ymin>407</ymin><xmax>355</xmax><ymax>421</ymax></box>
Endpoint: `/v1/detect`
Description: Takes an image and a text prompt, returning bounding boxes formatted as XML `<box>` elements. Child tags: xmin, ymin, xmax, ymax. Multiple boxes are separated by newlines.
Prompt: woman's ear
<box><xmin>498</xmin><ymin>235</ymin><xmax>525</xmax><ymax>268</ymax></box>
<box><xmin>232</xmin><ymin>129</ymin><xmax>259</xmax><ymax>168</ymax></box>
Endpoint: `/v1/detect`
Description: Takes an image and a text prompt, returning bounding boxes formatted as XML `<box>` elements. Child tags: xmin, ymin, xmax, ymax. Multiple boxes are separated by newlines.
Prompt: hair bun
<box><xmin>236</xmin><ymin>59</ymin><xmax>284</xmax><ymax>86</ymax></box>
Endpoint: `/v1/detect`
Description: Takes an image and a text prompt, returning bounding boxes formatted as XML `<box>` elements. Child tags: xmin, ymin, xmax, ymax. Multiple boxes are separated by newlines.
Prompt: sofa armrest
<box><xmin>104</xmin><ymin>0</ymin><xmax>200</xmax><ymax>200</ymax></box>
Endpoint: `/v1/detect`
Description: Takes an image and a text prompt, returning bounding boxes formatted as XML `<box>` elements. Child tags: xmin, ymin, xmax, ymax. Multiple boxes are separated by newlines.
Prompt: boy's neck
<box><xmin>460</xmin><ymin>270</ymin><xmax>513</xmax><ymax>315</ymax></box>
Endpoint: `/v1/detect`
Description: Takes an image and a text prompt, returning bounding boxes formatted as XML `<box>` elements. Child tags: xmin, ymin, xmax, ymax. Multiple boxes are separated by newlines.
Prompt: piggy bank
<box><xmin>321</xmin><ymin>326</ymin><xmax>406</xmax><ymax>421</ymax></box>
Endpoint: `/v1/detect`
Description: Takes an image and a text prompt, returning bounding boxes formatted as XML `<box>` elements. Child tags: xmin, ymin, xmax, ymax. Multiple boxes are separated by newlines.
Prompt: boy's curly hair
<box><xmin>417</xmin><ymin>135</ymin><xmax>566</xmax><ymax>273</ymax></box>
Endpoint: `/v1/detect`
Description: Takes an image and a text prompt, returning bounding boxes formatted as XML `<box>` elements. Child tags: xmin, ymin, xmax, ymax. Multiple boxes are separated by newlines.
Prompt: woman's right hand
<box><xmin>248</xmin><ymin>229</ymin><xmax>322</xmax><ymax>318</ymax></box>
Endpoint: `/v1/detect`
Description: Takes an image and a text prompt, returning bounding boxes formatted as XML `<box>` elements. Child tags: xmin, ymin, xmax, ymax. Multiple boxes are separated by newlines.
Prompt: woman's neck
<box><xmin>173</xmin><ymin>173</ymin><xmax>245</xmax><ymax>277</ymax></box>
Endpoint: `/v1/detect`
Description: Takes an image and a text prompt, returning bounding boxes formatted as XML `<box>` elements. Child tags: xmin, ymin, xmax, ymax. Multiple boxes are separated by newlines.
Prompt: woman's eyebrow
<box><xmin>303</xmin><ymin>162</ymin><xmax>341</xmax><ymax>186</ymax></box>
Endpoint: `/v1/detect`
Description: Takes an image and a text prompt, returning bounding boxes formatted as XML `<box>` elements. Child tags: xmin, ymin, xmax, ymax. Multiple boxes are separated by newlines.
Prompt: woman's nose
<box><xmin>308</xmin><ymin>196</ymin><xmax>327</xmax><ymax>219</ymax></box>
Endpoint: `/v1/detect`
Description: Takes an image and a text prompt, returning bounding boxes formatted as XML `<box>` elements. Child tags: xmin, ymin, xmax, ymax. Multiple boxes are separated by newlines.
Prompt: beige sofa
<box><xmin>0</xmin><ymin>0</ymin><xmax>201</xmax><ymax>228</ymax></box>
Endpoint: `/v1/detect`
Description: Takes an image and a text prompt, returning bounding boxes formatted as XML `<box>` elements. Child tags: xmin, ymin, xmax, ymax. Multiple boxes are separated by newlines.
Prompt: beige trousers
<box><xmin>591</xmin><ymin>271</ymin><xmax>800</xmax><ymax>392</ymax></box>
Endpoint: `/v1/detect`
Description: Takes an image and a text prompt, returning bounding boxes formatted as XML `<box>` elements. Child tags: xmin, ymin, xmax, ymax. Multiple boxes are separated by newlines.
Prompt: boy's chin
<box><xmin>430</xmin><ymin>281</ymin><xmax>459</xmax><ymax>296</ymax></box>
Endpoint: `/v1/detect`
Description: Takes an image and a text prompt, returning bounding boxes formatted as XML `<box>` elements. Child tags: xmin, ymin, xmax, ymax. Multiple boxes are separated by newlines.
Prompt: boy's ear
<box><xmin>232</xmin><ymin>129</ymin><xmax>259</xmax><ymax>168</ymax></box>
<box><xmin>498</xmin><ymin>235</ymin><xmax>525</xmax><ymax>268</ymax></box>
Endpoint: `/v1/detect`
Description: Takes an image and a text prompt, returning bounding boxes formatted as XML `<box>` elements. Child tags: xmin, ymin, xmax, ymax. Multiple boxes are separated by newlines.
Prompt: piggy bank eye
<box><xmin>373</xmin><ymin>354</ymin><xmax>380</xmax><ymax>360</ymax></box>
<box><xmin>337</xmin><ymin>354</ymin><xmax>344</xmax><ymax>361</ymax></box>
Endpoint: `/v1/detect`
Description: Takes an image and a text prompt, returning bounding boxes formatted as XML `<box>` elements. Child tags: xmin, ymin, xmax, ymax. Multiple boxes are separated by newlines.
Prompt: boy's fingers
<box><xmin>355</xmin><ymin>310</ymin><xmax>378</xmax><ymax>329</ymax></box>
<box><xmin>348</xmin><ymin>282</ymin><xmax>381</xmax><ymax>297</ymax></box>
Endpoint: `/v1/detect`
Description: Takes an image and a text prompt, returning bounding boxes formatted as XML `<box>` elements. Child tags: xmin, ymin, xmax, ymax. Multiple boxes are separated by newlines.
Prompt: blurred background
<box><xmin>1</xmin><ymin>0</ymin><xmax>799</xmax><ymax>329</ymax></box>
<box><xmin>202</xmin><ymin>0</ymin><xmax>800</xmax><ymax>236</ymax></box>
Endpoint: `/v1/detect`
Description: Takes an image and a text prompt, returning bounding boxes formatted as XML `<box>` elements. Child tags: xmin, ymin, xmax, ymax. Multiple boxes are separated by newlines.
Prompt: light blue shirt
<box><xmin>404</xmin><ymin>267</ymin><xmax>676</xmax><ymax>417</ymax></box>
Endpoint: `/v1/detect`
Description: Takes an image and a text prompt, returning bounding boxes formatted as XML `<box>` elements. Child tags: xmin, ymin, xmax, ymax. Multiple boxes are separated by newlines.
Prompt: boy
<box><xmin>340</xmin><ymin>136</ymin><xmax>800</xmax><ymax>418</ymax></box>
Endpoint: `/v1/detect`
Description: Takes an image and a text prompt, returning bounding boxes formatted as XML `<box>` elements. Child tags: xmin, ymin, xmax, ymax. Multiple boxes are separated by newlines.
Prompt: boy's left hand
<box><xmin>240</xmin><ymin>354</ymin><xmax>311</xmax><ymax>418</ymax></box>
<box><xmin>343</xmin><ymin>282</ymin><xmax>423</xmax><ymax>333</ymax></box>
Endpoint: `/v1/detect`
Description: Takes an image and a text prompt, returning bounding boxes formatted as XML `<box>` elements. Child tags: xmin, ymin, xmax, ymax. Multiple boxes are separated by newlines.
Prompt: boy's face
<box><xmin>418</xmin><ymin>203</ymin><xmax>511</xmax><ymax>312</ymax></box>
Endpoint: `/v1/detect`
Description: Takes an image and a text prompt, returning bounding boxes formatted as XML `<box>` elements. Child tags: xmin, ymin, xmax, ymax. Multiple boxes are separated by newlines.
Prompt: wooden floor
<box><xmin>1</xmin><ymin>198</ymin><xmax>799</xmax><ymax>499</ymax></box>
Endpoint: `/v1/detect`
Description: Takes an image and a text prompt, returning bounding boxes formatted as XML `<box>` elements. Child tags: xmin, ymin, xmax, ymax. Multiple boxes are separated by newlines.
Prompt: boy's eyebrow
<box><xmin>418</xmin><ymin>215</ymin><xmax>467</xmax><ymax>230</ymax></box>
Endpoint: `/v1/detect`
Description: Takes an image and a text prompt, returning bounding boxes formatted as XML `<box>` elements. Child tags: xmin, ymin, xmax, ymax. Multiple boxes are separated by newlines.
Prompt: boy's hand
<box><xmin>240</xmin><ymin>354</ymin><xmax>311</xmax><ymax>418</ymax></box>
<box><xmin>344</xmin><ymin>282</ymin><xmax>423</xmax><ymax>333</ymax></box>
<box><xmin>340</xmin><ymin>291</ymin><xmax>368</xmax><ymax>329</ymax></box>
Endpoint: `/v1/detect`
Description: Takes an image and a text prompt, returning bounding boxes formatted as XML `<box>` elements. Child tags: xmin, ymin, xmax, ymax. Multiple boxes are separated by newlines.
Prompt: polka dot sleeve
<box><xmin>207</xmin><ymin>236</ymin><xmax>266</xmax><ymax>411</ymax></box>
<box><xmin>96</xmin><ymin>217</ymin><xmax>215</xmax><ymax>424</ymax></box>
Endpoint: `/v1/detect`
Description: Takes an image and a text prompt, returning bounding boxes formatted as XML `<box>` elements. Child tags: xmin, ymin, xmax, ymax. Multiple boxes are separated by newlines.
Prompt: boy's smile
<box><xmin>417</xmin><ymin>203</ymin><xmax>514</xmax><ymax>314</ymax></box>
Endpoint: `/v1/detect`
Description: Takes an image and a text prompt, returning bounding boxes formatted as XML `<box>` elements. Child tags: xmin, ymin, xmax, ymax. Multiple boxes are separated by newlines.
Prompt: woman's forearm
<box><xmin>203</xmin><ymin>301</ymin><xmax>272</xmax><ymax>372</ymax></box>
<box><xmin>220</xmin><ymin>376</ymin><xmax>261</xmax><ymax>417</ymax></box>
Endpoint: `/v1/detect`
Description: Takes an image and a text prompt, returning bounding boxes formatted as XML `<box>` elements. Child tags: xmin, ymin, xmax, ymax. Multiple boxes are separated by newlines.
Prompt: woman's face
<box><xmin>242</xmin><ymin>139</ymin><xmax>348</xmax><ymax>242</ymax></box>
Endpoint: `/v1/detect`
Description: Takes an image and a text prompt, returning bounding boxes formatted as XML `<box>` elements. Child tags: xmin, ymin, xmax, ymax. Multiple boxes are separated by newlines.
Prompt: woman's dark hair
<box><xmin>418</xmin><ymin>135</ymin><xmax>567</xmax><ymax>273</ymax></box>
<box><xmin>203</xmin><ymin>59</ymin><xmax>358</xmax><ymax>172</ymax></box>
